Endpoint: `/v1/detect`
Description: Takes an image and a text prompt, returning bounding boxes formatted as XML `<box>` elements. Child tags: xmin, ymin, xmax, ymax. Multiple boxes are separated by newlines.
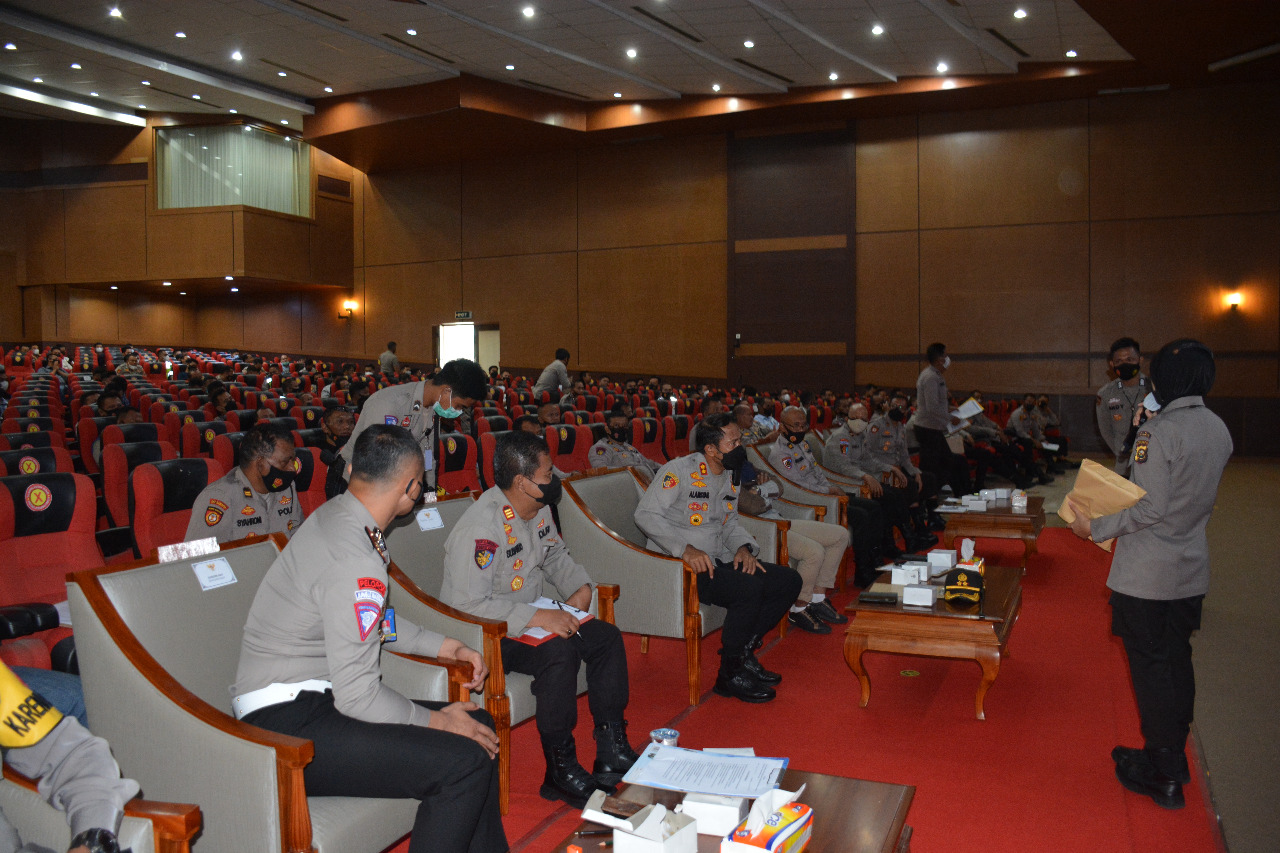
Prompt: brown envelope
<box><xmin>1057</xmin><ymin>458</ymin><xmax>1146</xmax><ymax>552</ymax></box>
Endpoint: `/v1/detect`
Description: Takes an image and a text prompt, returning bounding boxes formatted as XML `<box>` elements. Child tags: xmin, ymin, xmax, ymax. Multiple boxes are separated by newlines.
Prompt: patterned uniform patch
<box><xmin>662</xmin><ymin>473</ymin><xmax>679</xmax><ymax>489</ymax></box>
<box><xmin>782</xmin><ymin>457</ymin><xmax>792</xmax><ymax>470</ymax></box>
<box><xmin>384</xmin><ymin>416</ymin><xmax>399</xmax><ymax>425</ymax></box>
<box><xmin>511</xmin><ymin>576</ymin><xmax>524</xmax><ymax>591</ymax></box>
<box><xmin>689</xmin><ymin>513</ymin><xmax>703</xmax><ymax>526</ymax></box>
<box><xmin>474</xmin><ymin>538</ymin><xmax>498</xmax><ymax>569</ymax></box>
<box><xmin>1134</xmin><ymin>439</ymin><xmax>1149</xmax><ymax>464</ymax></box>
<box><xmin>502</xmin><ymin>505</ymin><xmax>515</xmax><ymax>520</ymax></box>
<box><xmin>513</xmin><ymin>559</ymin><xmax>523</xmax><ymax>571</ymax></box>
<box><xmin>205</xmin><ymin>506</ymin><xmax>224</xmax><ymax>526</ymax></box>
<box><xmin>241</xmin><ymin>505</ymin><xmax>256</xmax><ymax>516</ymax></box>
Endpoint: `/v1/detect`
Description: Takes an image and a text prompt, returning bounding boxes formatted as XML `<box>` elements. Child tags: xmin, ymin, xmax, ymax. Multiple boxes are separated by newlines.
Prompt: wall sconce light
<box><xmin>339</xmin><ymin>299</ymin><xmax>358</xmax><ymax>320</ymax></box>
<box><xmin>1224</xmin><ymin>291</ymin><xmax>1243</xmax><ymax>310</ymax></box>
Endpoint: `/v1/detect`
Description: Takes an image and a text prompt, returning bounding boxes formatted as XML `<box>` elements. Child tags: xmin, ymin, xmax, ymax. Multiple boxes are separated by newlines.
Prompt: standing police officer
<box><xmin>1095</xmin><ymin>337</ymin><xmax>1148</xmax><ymax>476</ymax></box>
<box><xmin>1068</xmin><ymin>339</ymin><xmax>1231</xmax><ymax>811</ymax></box>
<box><xmin>185</xmin><ymin>423</ymin><xmax>303</xmax><ymax>544</ymax></box>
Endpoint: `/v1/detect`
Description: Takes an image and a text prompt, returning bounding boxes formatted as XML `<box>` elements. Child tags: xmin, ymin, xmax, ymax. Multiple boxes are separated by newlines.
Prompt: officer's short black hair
<box><xmin>495</xmin><ymin>430</ymin><xmax>548</xmax><ymax>489</ymax></box>
<box><xmin>555</xmin><ymin>348</ymin><xmax>571</xmax><ymax>362</ymax></box>
<box><xmin>605</xmin><ymin>408</ymin><xmax>629</xmax><ymax>425</ymax></box>
<box><xmin>350</xmin><ymin>424</ymin><xmax>420</xmax><ymax>484</ymax></box>
<box><xmin>238</xmin><ymin>423</ymin><xmax>293</xmax><ymax>468</ymax></box>
<box><xmin>387</xmin><ymin>341</ymin><xmax>396</xmax><ymax>350</ymax></box>
<box><xmin>98</xmin><ymin>390</ymin><xmax>123</xmax><ymax>408</ymax></box>
<box><xmin>513</xmin><ymin>414</ymin><xmax>540</xmax><ymax>432</ymax></box>
<box><xmin>1109</xmin><ymin>337</ymin><xmax>1141</xmax><ymax>359</ymax></box>
<box><xmin>432</xmin><ymin>358</ymin><xmax>488</xmax><ymax>403</ymax></box>
<box><xmin>698</xmin><ymin>412</ymin><xmax>734</xmax><ymax>454</ymax></box>
<box><xmin>926</xmin><ymin>342</ymin><xmax>947</xmax><ymax>363</ymax></box>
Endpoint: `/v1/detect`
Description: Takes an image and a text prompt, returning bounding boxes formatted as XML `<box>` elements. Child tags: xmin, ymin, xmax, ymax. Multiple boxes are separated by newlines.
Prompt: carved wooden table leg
<box><xmin>844</xmin><ymin>632</ymin><xmax>872</xmax><ymax>707</ymax></box>
<box><xmin>973</xmin><ymin>646</ymin><xmax>1001</xmax><ymax>720</ymax></box>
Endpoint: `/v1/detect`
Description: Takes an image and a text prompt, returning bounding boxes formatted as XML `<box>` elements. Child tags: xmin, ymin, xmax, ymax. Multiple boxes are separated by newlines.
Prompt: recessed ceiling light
<box><xmin>871</xmin><ymin>24</ymin><xmax>884</xmax><ymax>36</ymax></box>
<box><xmin>110</xmin><ymin>285</ymin><xmax>118</xmax><ymax>290</ymax></box>
<box><xmin>141</xmin><ymin>80</ymin><xmax>150</xmax><ymax>85</ymax></box>
<box><xmin>1065</xmin><ymin>49</ymin><xmax>1078</xmax><ymax>58</ymax></box>
<box><xmin>179</xmin><ymin>291</ymin><xmax>186</xmax><ymax>295</ymax></box>
<box><xmin>626</xmin><ymin>48</ymin><xmax>637</xmax><ymax>59</ymax></box>
<box><xmin>138</xmin><ymin>104</ymin><xmax>146</xmax><ymax>109</ymax></box>
<box><xmin>70</xmin><ymin>62</ymin><xmax>81</xmax><ymax>69</ymax></box>
<box><xmin>323</xmin><ymin>86</ymin><xmax>333</xmax><ymax>92</ymax></box>
<box><xmin>522</xmin><ymin>6</ymin><xmax>535</xmax><ymax>18</ymax></box>
<box><xmin>225</xmin><ymin>276</ymin><xmax>234</xmax><ymax>281</ymax></box>
<box><xmin>163</xmin><ymin>281</ymin><xmax>172</xmax><ymax>286</ymax></box>
<box><xmin>202</xmin><ymin>145</ymin><xmax>208</xmax><ymax>150</ymax></box>
<box><xmin>175</xmin><ymin>31</ymin><xmax>186</xmax><ymax>38</ymax></box>
<box><xmin>229</xmin><ymin>108</ymin><xmax>238</xmax><ymax>113</ymax></box>
<box><xmin>743</xmin><ymin>40</ymin><xmax>754</xmax><ymax>49</ymax></box>
<box><xmin>230</xmin><ymin>287</ymin><xmax>239</xmax><ymax>293</ymax></box>
<box><xmin>278</xmin><ymin>71</ymin><xmax>287</xmax><ymax>77</ymax></box>
<box><xmin>231</xmin><ymin>50</ymin><xmax>242</xmax><ymax>61</ymax></box>
<box><xmin>109</xmin><ymin>7</ymin><xmax>122</xmax><ymax>18</ymax></box>
<box><xmin>711</xmin><ymin>83</ymin><xmax>720</xmax><ymax>92</ymax></box>
<box><xmin>1014</xmin><ymin>8</ymin><xmax>1027</xmax><ymax>19</ymax></box>
<box><xmin>505</xmin><ymin>64</ymin><xmax>515</xmax><ymax>70</ymax></box>
<box><xmin>406</xmin><ymin>29</ymin><xmax>417</xmax><ymax>36</ymax></box>
<box><xmin>828</xmin><ymin>71</ymin><xmax>838</xmax><ymax>81</ymax></box>
<box><xmin>32</xmin><ymin>77</ymin><xmax>42</xmax><ymax>83</ymax></box>
<box><xmin>192</xmin><ymin>94</ymin><xmax>200</xmax><ymax>99</ymax></box>
<box><xmin>284</xmin><ymin>137</ymin><xmax>291</xmax><ymax>142</ymax></box>
<box><xmin>280</xmin><ymin>119</ymin><xmax>289</xmax><ymax>125</ymax></box>
<box><xmin>90</xmin><ymin>92</ymin><xmax>99</xmax><ymax>97</ymax></box>
<box><xmin>3</xmin><ymin>43</ymin><xmax>15</xmax><ymax>51</ymax></box>
<box><xmin>936</xmin><ymin>61</ymin><xmax>949</xmax><ymax>73</ymax></box>
<box><xmin>613</xmin><ymin>92</ymin><xmax>622</xmax><ymax>98</ymax></box>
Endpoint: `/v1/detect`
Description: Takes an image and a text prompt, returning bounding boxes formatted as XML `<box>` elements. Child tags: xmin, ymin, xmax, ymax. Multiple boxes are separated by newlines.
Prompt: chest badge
<box><xmin>364</xmin><ymin>526</ymin><xmax>389</xmax><ymax>563</ymax></box>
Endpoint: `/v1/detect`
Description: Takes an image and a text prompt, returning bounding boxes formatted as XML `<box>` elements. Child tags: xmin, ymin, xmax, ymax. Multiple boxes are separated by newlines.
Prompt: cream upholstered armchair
<box><xmin>67</xmin><ymin>534</ymin><xmax>471</xmax><ymax>853</ymax></box>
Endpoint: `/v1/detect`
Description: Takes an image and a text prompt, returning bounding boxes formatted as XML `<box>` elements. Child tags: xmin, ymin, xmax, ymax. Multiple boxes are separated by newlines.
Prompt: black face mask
<box><xmin>1023</xmin><ymin>403</ymin><xmax>1035</xmax><ymax>411</ymax></box>
<box><xmin>720</xmin><ymin>446</ymin><xmax>747</xmax><ymax>472</ymax></box>
<box><xmin>609</xmin><ymin>426</ymin><xmax>630</xmax><ymax>443</ymax></box>
<box><xmin>1116</xmin><ymin>363</ymin><xmax>1140</xmax><ymax>381</ymax></box>
<box><xmin>888</xmin><ymin>407</ymin><xmax>906</xmax><ymax>423</ymax></box>
<box><xmin>530</xmin><ymin>474</ymin><xmax>562</xmax><ymax>506</ymax></box>
<box><xmin>264</xmin><ymin>463</ymin><xmax>296</xmax><ymax>493</ymax></box>
<box><xmin>783</xmin><ymin>429</ymin><xmax>807</xmax><ymax>445</ymax></box>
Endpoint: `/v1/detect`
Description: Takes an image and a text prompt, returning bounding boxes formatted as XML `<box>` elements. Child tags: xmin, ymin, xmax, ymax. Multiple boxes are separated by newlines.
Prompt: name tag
<box><xmin>416</xmin><ymin>507</ymin><xmax>443</xmax><ymax>531</ymax></box>
<box><xmin>423</xmin><ymin>448</ymin><xmax>434</xmax><ymax>471</ymax></box>
<box><xmin>192</xmin><ymin>557</ymin><xmax>237</xmax><ymax>591</ymax></box>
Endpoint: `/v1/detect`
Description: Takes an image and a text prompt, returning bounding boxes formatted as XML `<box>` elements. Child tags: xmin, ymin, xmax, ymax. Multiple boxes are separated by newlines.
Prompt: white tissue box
<box><xmin>890</xmin><ymin>566</ymin><xmax>924</xmax><ymax>586</ymax></box>
<box><xmin>927</xmin><ymin>550</ymin><xmax>957</xmax><ymax>570</ymax></box>
<box><xmin>1010</xmin><ymin>491</ymin><xmax>1028</xmax><ymax>510</ymax></box>
<box><xmin>962</xmin><ymin>497</ymin><xmax>988</xmax><ymax>511</ymax></box>
<box><xmin>902</xmin><ymin>584</ymin><xmax>936</xmax><ymax>607</ymax></box>
<box><xmin>678</xmin><ymin>793</ymin><xmax>749</xmax><ymax>836</ymax></box>
<box><xmin>979</xmin><ymin>488</ymin><xmax>997</xmax><ymax>501</ymax></box>
<box><xmin>994</xmin><ymin>488</ymin><xmax>1012</xmax><ymax>499</ymax></box>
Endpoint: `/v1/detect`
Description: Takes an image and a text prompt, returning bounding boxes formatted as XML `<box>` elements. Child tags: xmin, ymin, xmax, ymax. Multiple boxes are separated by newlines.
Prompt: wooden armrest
<box><xmin>596</xmin><ymin>583</ymin><xmax>619</xmax><ymax>625</ymax></box>
<box><xmin>385</xmin><ymin>651</ymin><xmax>473</xmax><ymax>703</ymax></box>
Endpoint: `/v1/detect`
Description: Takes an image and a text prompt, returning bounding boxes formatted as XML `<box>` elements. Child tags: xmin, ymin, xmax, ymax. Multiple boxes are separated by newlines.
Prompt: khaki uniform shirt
<box><xmin>184</xmin><ymin>466</ymin><xmax>302</xmax><ymax>544</ymax></box>
<box><xmin>1095</xmin><ymin>375</ymin><xmax>1149</xmax><ymax>473</ymax></box>
<box><xmin>1091</xmin><ymin>396</ymin><xmax>1232</xmax><ymax>600</ymax></box>
<box><xmin>1006</xmin><ymin>407</ymin><xmax>1043</xmax><ymax>443</ymax></box>
<box><xmin>589</xmin><ymin>437</ymin><xmax>659</xmax><ymax>475</ymax></box>
<box><xmin>339</xmin><ymin>381</ymin><xmax>437</xmax><ymax>484</ymax></box>
<box><xmin>440</xmin><ymin>487</ymin><xmax>592</xmax><ymax>637</ymax></box>
<box><xmin>233</xmin><ymin>492</ymin><xmax>445</xmax><ymax>725</ymax></box>
<box><xmin>859</xmin><ymin>414</ymin><xmax>918</xmax><ymax>479</ymax></box>
<box><xmin>914</xmin><ymin>365</ymin><xmax>950</xmax><ymax>431</ymax></box>
<box><xmin>822</xmin><ymin>422</ymin><xmax>869</xmax><ymax>480</ymax></box>
<box><xmin>532</xmin><ymin>360</ymin><xmax>569</xmax><ymax>398</ymax></box>
<box><xmin>967</xmin><ymin>412</ymin><xmax>1004</xmax><ymax>444</ymax></box>
<box><xmin>378</xmin><ymin>350</ymin><xmax>399</xmax><ymax>375</ymax></box>
<box><xmin>634</xmin><ymin>453</ymin><xmax>757</xmax><ymax>562</ymax></box>
<box><xmin>769</xmin><ymin>435</ymin><xmax>831</xmax><ymax>493</ymax></box>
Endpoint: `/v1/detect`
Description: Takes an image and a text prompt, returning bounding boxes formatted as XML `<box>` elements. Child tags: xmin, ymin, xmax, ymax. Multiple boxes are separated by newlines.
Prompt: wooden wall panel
<box><xmin>24</xmin><ymin>189</ymin><xmax>65</xmax><ymax>285</ymax></box>
<box><xmin>919</xmin><ymin>100</ymin><xmax>1089</xmax><ymax>230</ymax></box>
<box><xmin>1089</xmin><ymin>214</ymin><xmax>1280</xmax><ymax>355</ymax></box>
<box><xmin>920</xmin><ymin>223</ymin><xmax>1090</xmax><ymax>354</ymax></box>
<box><xmin>577</xmin><ymin>136</ymin><xmax>727</xmax><ymax>250</ymax></box>
<box><xmin>855</xmin><ymin>231</ymin><xmax>919</xmax><ymax>354</ymax></box>
<box><xmin>240</xmin><ymin>211</ymin><xmax>311</xmax><ymax>282</ymax></box>
<box><xmin>38</xmin><ymin>122</ymin><xmax>148</xmax><ymax>169</ymax></box>
<box><xmin>66</xmin><ymin>288</ymin><xmax>119</xmax><ymax>341</ymax></box>
<box><xmin>147</xmin><ymin>211</ymin><xmax>235</xmax><ymax>280</ymax></box>
<box><xmin>461</xmin><ymin>252</ymin><xmax>577</xmax><ymax>370</ymax></box>
<box><xmin>63</xmin><ymin>184</ymin><xmax>148</xmax><ymax>282</ymax></box>
<box><xmin>21</xmin><ymin>286</ymin><xmax>53</xmax><ymax>339</ymax></box>
<box><xmin>944</xmin><ymin>358</ymin><xmax>1089</xmax><ymax>396</ymax></box>
<box><xmin>362</xmin><ymin>167</ymin><xmax>461</xmax><ymax>266</ymax></box>
<box><xmin>300</xmin><ymin>281</ymin><xmax>365</xmax><ymax>358</ymax></box>
<box><xmin>0</xmin><ymin>253</ymin><xmax>19</xmax><ymax>340</ymax></box>
<box><xmin>578</xmin><ymin>242</ymin><xmax>727</xmax><ymax>377</ymax></box>
<box><xmin>192</xmin><ymin>298</ymin><xmax>244</xmax><ymax>350</ymax></box>
<box><xmin>310</xmin><ymin>196</ymin><xmax>355</xmax><ymax>287</ymax></box>
<box><xmin>856</xmin><ymin>115</ymin><xmax>919</xmax><ymax>234</ymax></box>
<box><xmin>117</xmin><ymin>293</ymin><xmax>187</xmax><ymax>344</ymax></box>
<box><xmin>732</xmin><ymin>250</ymin><xmax>851</xmax><ymax>343</ymax></box>
<box><xmin>462</xmin><ymin>150</ymin><xmax>576</xmax><ymax>258</ymax></box>
<box><xmin>1091</xmin><ymin>83</ymin><xmax>1280</xmax><ymax>222</ymax></box>
<box><xmin>363</xmin><ymin>261</ymin><xmax>462</xmax><ymax>364</ymax></box>
<box><xmin>854</xmin><ymin>358</ymin><xmax>922</xmax><ymax>389</ymax></box>
<box><xmin>730</xmin><ymin>129</ymin><xmax>853</xmax><ymax>240</ymax></box>
<box><xmin>243</xmin><ymin>295</ymin><xmax>303</xmax><ymax>354</ymax></box>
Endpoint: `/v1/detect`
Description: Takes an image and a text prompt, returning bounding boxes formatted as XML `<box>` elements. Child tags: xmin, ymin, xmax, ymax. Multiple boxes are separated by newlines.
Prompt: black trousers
<box><xmin>324</xmin><ymin>461</ymin><xmax>348</xmax><ymax>499</ymax></box>
<box><xmin>1110</xmin><ymin>591</ymin><xmax>1204</xmax><ymax>753</ymax></box>
<box><xmin>875</xmin><ymin>484</ymin><xmax>912</xmax><ymax>539</ymax></box>
<box><xmin>697</xmin><ymin>560</ymin><xmax>802</xmax><ymax>652</ymax></box>
<box><xmin>500</xmin><ymin>618</ymin><xmax>629</xmax><ymax>749</ymax></box>
<box><xmin>915</xmin><ymin>426</ymin><xmax>972</xmax><ymax>495</ymax></box>
<box><xmin>244</xmin><ymin>691</ymin><xmax>507</xmax><ymax>853</ymax></box>
<box><xmin>845</xmin><ymin>495</ymin><xmax>886</xmax><ymax>554</ymax></box>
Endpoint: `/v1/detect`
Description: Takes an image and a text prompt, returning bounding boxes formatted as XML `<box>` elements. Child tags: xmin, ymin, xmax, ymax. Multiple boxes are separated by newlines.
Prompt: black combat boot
<box><xmin>742</xmin><ymin>635</ymin><xmax>782</xmax><ymax>685</ymax></box>
<box><xmin>712</xmin><ymin>652</ymin><xmax>775</xmax><ymax>703</ymax></box>
<box><xmin>541</xmin><ymin>736</ymin><xmax>612</xmax><ymax>808</ymax></box>
<box><xmin>593</xmin><ymin>720</ymin><xmax>642</xmax><ymax>787</ymax></box>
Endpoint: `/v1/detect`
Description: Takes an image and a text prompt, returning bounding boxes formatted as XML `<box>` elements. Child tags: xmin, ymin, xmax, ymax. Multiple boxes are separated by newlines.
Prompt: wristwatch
<box><xmin>70</xmin><ymin>827</ymin><xmax>120</xmax><ymax>853</ymax></box>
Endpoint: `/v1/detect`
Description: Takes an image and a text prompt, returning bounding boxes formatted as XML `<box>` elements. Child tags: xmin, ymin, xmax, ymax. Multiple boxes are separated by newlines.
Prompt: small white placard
<box><xmin>415</xmin><ymin>507</ymin><xmax>444</xmax><ymax>531</ymax></box>
<box><xmin>54</xmin><ymin>600</ymin><xmax>72</xmax><ymax>627</ymax></box>
<box><xmin>158</xmin><ymin>537</ymin><xmax>219</xmax><ymax>564</ymax></box>
<box><xmin>192</xmin><ymin>557</ymin><xmax>237</xmax><ymax>591</ymax></box>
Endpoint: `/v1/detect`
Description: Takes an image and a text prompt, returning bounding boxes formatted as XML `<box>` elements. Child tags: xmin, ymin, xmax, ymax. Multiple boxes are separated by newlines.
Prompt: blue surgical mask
<box><xmin>1142</xmin><ymin>392</ymin><xmax>1161</xmax><ymax>412</ymax></box>
<box><xmin>433</xmin><ymin>389</ymin><xmax>462</xmax><ymax>419</ymax></box>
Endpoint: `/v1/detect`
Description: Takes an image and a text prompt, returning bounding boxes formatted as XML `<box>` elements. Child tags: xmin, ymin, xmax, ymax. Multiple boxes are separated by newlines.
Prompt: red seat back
<box><xmin>0</xmin><ymin>446</ymin><xmax>74</xmax><ymax>477</ymax></box>
<box><xmin>663</xmin><ymin>415</ymin><xmax>691</xmax><ymax>460</ymax></box>
<box><xmin>479</xmin><ymin>430</ymin><xmax>512</xmax><ymax>490</ymax></box>
<box><xmin>547</xmin><ymin>424</ymin><xmax>592</xmax><ymax>473</ymax></box>
<box><xmin>633</xmin><ymin>417</ymin><xmax>665</xmax><ymax>464</ymax></box>
<box><xmin>101</xmin><ymin>421</ymin><xmax>162</xmax><ymax>453</ymax></box>
<box><xmin>211</xmin><ymin>432</ymin><xmax>246</xmax><ymax>473</ymax></box>
<box><xmin>181</xmin><ymin>420</ymin><xmax>227</xmax><ymax>458</ymax></box>
<box><xmin>129</xmin><ymin>457</ymin><xmax>225</xmax><ymax>557</ymax></box>
<box><xmin>0</xmin><ymin>430</ymin><xmax>64</xmax><ymax>451</ymax></box>
<box><xmin>293</xmin><ymin>446</ymin><xmax>327</xmax><ymax>516</ymax></box>
<box><xmin>102</xmin><ymin>441</ymin><xmax>177</xmax><ymax>527</ymax></box>
<box><xmin>0</xmin><ymin>472</ymin><xmax>101</xmax><ymax>605</ymax></box>
<box><xmin>436</xmin><ymin>433</ymin><xmax>480</xmax><ymax>494</ymax></box>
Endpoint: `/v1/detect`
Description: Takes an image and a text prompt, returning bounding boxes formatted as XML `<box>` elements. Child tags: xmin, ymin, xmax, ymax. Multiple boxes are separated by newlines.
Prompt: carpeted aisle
<box><xmin>393</xmin><ymin>529</ymin><xmax>1221</xmax><ymax>852</ymax></box>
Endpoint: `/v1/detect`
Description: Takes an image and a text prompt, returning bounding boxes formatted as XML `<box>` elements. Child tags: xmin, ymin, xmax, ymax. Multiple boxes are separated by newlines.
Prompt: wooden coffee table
<box><xmin>940</xmin><ymin>496</ymin><xmax>1045</xmax><ymax>570</ymax></box>
<box><xmin>545</xmin><ymin>768</ymin><xmax>914</xmax><ymax>853</ymax></box>
<box><xmin>843</xmin><ymin>565</ymin><xmax>1022</xmax><ymax>720</ymax></box>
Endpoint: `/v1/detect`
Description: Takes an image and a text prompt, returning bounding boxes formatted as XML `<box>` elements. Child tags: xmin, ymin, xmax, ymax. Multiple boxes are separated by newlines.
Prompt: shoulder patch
<box><xmin>474</xmin><ymin>538</ymin><xmax>498</xmax><ymax>569</ymax></box>
<box><xmin>662</xmin><ymin>472</ymin><xmax>678</xmax><ymax>489</ymax></box>
<box><xmin>782</xmin><ymin>457</ymin><xmax>792</xmax><ymax>469</ymax></box>
<box><xmin>1134</xmin><ymin>439</ymin><xmax>1149</xmax><ymax>464</ymax></box>
<box><xmin>204</xmin><ymin>506</ymin><xmax>224</xmax><ymax>526</ymax></box>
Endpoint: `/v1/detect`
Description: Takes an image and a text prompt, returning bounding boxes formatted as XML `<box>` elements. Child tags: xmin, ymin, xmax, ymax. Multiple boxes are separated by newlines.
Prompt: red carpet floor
<box><xmin>393</xmin><ymin>530</ymin><xmax>1222</xmax><ymax>853</ymax></box>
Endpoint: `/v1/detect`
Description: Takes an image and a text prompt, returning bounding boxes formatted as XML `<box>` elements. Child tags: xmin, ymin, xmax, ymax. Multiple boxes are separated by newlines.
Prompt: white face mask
<box><xmin>1142</xmin><ymin>392</ymin><xmax>1161</xmax><ymax>412</ymax></box>
<box><xmin>942</xmin><ymin>356</ymin><xmax>952</xmax><ymax>369</ymax></box>
<box><xmin>848</xmin><ymin>418</ymin><xmax>869</xmax><ymax>435</ymax></box>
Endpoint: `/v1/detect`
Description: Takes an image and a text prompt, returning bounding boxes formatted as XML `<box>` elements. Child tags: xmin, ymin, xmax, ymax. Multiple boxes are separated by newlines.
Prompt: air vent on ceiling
<box><xmin>382</xmin><ymin>34</ymin><xmax>455</xmax><ymax>64</ymax></box>
<box><xmin>284</xmin><ymin>0</ymin><xmax>347</xmax><ymax>22</ymax></box>
<box><xmin>631</xmin><ymin>6</ymin><xmax>702</xmax><ymax>43</ymax></box>
<box><xmin>518</xmin><ymin>79</ymin><xmax>590</xmax><ymax>100</ymax></box>
<box><xmin>985</xmin><ymin>28</ymin><xmax>1029</xmax><ymax>58</ymax></box>
<box><xmin>317</xmin><ymin>175</ymin><xmax>351</xmax><ymax>197</ymax></box>
<box><xmin>734</xmin><ymin>58</ymin><xmax>794</xmax><ymax>85</ymax></box>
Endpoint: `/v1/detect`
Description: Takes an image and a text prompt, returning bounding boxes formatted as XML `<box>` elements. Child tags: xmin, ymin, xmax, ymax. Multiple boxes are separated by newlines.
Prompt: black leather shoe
<box><xmin>909</xmin><ymin>532</ymin><xmax>938</xmax><ymax>551</ymax></box>
<box><xmin>593</xmin><ymin>720</ymin><xmax>642</xmax><ymax>787</ymax></box>
<box><xmin>742</xmin><ymin>636</ymin><xmax>782</xmax><ymax>684</ymax></box>
<box><xmin>1113</xmin><ymin>746</ymin><xmax>1190</xmax><ymax>784</ymax></box>
<box><xmin>808</xmin><ymin>599</ymin><xmax>848</xmax><ymax>624</ymax></box>
<box><xmin>713</xmin><ymin>656</ymin><xmax>776</xmax><ymax>703</ymax></box>
<box><xmin>926</xmin><ymin>512</ymin><xmax>947</xmax><ymax>532</ymax></box>
<box><xmin>788</xmin><ymin>608</ymin><xmax>831</xmax><ymax>634</ymax></box>
<box><xmin>1114</xmin><ymin>751</ymin><xmax>1184</xmax><ymax>809</ymax></box>
<box><xmin>541</xmin><ymin>737</ymin><xmax>612</xmax><ymax>808</ymax></box>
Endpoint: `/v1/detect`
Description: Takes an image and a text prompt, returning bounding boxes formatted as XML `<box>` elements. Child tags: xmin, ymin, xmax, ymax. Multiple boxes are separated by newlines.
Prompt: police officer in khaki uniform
<box><xmin>1096</xmin><ymin>337</ymin><xmax>1149</xmax><ymax>476</ymax></box>
<box><xmin>1067</xmin><ymin>339</ymin><xmax>1231</xmax><ymax>812</ymax></box>
<box><xmin>635</xmin><ymin>413</ymin><xmax>801</xmax><ymax>704</ymax></box>
<box><xmin>588</xmin><ymin>409</ymin><xmax>659</xmax><ymax>477</ymax></box>
<box><xmin>0</xmin><ymin>661</ymin><xmax>140</xmax><ymax>853</ymax></box>
<box><xmin>327</xmin><ymin>359</ymin><xmax>489</xmax><ymax>499</ymax></box>
<box><xmin>531</xmin><ymin>349</ymin><xmax>571</xmax><ymax>400</ymax></box>
<box><xmin>185</xmin><ymin>423</ymin><xmax>303</xmax><ymax>544</ymax></box>
<box><xmin>441</xmin><ymin>431</ymin><xmax>637</xmax><ymax>808</ymax></box>
<box><xmin>233</xmin><ymin>425</ymin><xmax>505</xmax><ymax>853</ymax></box>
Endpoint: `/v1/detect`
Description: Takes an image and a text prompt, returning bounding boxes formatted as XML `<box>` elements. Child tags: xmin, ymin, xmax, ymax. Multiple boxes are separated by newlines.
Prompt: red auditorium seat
<box><xmin>211</xmin><ymin>432</ymin><xmax>246</xmax><ymax>473</ymax></box>
<box><xmin>475</xmin><ymin>414</ymin><xmax>512</xmax><ymax>438</ymax></box>
<box><xmin>181</xmin><ymin>420</ymin><xmax>227</xmax><ymax>458</ymax></box>
<box><xmin>546</xmin><ymin>424</ymin><xmax>592</xmax><ymax>473</ymax></box>
<box><xmin>148</xmin><ymin>398</ymin><xmax>186</xmax><ymax>425</ymax></box>
<box><xmin>436</xmin><ymin>433</ymin><xmax>480</xmax><ymax>494</ymax></box>
<box><xmin>225</xmin><ymin>409</ymin><xmax>260</xmax><ymax>431</ymax></box>
<box><xmin>102</xmin><ymin>441</ymin><xmax>177</xmax><ymax>528</ymax></box>
<box><xmin>663</xmin><ymin>415</ymin><xmax>692</xmax><ymax>460</ymax></box>
<box><xmin>478</xmin><ymin>430</ymin><xmax>511</xmax><ymax>490</ymax></box>
<box><xmin>0</xmin><ymin>447</ymin><xmax>74</xmax><ymax>477</ymax></box>
<box><xmin>100</xmin><ymin>421</ymin><xmax>162</xmax><ymax>454</ymax></box>
<box><xmin>292</xmin><ymin>405</ymin><xmax>325</xmax><ymax>430</ymax></box>
<box><xmin>293</xmin><ymin>447</ymin><xmax>327</xmax><ymax>516</ymax></box>
<box><xmin>1</xmin><ymin>417</ymin><xmax>64</xmax><ymax>437</ymax></box>
<box><xmin>6</xmin><ymin>403</ymin><xmax>54</xmax><ymax>422</ymax></box>
<box><xmin>129</xmin><ymin>457</ymin><xmax>225</xmax><ymax>557</ymax></box>
<box><xmin>633</xmin><ymin>417</ymin><xmax>665</xmax><ymax>465</ymax></box>
<box><xmin>0</xmin><ymin>430</ymin><xmax>64</xmax><ymax>451</ymax></box>
<box><xmin>292</xmin><ymin>428</ymin><xmax>327</xmax><ymax>450</ymax></box>
<box><xmin>162</xmin><ymin>409</ymin><xmax>203</xmax><ymax>446</ymax></box>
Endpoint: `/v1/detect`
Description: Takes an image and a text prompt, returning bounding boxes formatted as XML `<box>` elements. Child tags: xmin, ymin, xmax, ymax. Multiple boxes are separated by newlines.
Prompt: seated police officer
<box><xmin>327</xmin><ymin>358</ymin><xmax>488</xmax><ymax>499</ymax></box>
<box><xmin>233</xmin><ymin>425</ymin><xmax>506</xmax><ymax>853</ymax></box>
<box><xmin>317</xmin><ymin>401</ymin><xmax>355</xmax><ymax>466</ymax></box>
<box><xmin>441</xmin><ymin>431</ymin><xmax>638</xmax><ymax>807</ymax></box>
<box><xmin>635</xmin><ymin>413</ymin><xmax>802</xmax><ymax>704</ymax></box>
<box><xmin>185</xmin><ymin>423</ymin><xmax>303</xmax><ymax>544</ymax></box>
<box><xmin>588</xmin><ymin>407</ymin><xmax>659</xmax><ymax>477</ymax></box>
